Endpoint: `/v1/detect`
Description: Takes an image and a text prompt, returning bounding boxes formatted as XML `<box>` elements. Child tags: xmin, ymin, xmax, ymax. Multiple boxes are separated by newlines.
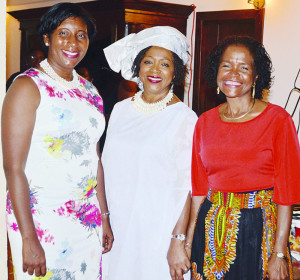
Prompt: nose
<box><xmin>68</xmin><ymin>34</ymin><xmax>79</xmax><ymax>48</ymax></box>
<box><xmin>151</xmin><ymin>62</ymin><xmax>161</xmax><ymax>73</ymax></box>
<box><xmin>230</xmin><ymin>67</ymin><xmax>240</xmax><ymax>78</ymax></box>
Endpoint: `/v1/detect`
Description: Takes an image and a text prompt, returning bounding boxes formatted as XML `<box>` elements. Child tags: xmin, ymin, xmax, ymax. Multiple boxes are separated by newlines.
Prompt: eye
<box><xmin>78</xmin><ymin>33</ymin><xmax>87</xmax><ymax>39</ymax></box>
<box><xmin>143</xmin><ymin>60</ymin><xmax>152</xmax><ymax>65</ymax></box>
<box><xmin>241</xmin><ymin>66</ymin><xmax>249</xmax><ymax>71</ymax></box>
<box><xmin>58</xmin><ymin>29</ymin><xmax>70</xmax><ymax>37</ymax></box>
<box><xmin>162</xmin><ymin>63</ymin><xmax>170</xmax><ymax>67</ymax></box>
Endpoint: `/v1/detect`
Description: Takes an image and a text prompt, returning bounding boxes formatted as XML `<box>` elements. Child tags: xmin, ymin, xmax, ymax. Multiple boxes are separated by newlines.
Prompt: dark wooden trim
<box><xmin>124</xmin><ymin>0</ymin><xmax>194</xmax><ymax>17</ymax></box>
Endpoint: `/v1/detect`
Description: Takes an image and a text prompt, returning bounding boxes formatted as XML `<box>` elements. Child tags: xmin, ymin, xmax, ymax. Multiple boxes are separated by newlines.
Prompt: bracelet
<box><xmin>185</xmin><ymin>242</ymin><xmax>192</xmax><ymax>249</ymax></box>
<box><xmin>271</xmin><ymin>252</ymin><xmax>288</xmax><ymax>262</ymax></box>
<box><xmin>101</xmin><ymin>211</ymin><xmax>110</xmax><ymax>217</ymax></box>
<box><xmin>171</xmin><ymin>234</ymin><xmax>186</xmax><ymax>241</ymax></box>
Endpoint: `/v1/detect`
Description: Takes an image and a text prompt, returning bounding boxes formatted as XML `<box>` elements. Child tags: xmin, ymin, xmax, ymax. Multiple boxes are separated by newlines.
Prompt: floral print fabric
<box><xmin>6</xmin><ymin>68</ymin><xmax>105</xmax><ymax>279</ymax></box>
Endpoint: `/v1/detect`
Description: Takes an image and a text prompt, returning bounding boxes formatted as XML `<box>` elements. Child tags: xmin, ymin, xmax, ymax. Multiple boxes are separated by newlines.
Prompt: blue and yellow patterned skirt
<box><xmin>191</xmin><ymin>188</ymin><xmax>293</xmax><ymax>280</ymax></box>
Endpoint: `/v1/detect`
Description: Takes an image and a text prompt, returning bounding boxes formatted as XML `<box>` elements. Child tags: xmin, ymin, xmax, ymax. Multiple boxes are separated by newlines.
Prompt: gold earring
<box><xmin>217</xmin><ymin>87</ymin><xmax>220</xmax><ymax>95</ymax></box>
<box><xmin>252</xmin><ymin>83</ymin><xmax>256</xmax><ymax>99</ymax></box>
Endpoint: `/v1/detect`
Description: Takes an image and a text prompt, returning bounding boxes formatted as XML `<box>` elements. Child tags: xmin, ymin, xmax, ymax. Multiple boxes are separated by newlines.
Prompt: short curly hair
<box><xmin>38</xmin><ymin>3</ymin><xmax>97</xmax><ymax>50</ymax></box>
<box><xmin>131</xmin><ymin>46</ymin><xmax>188</xmax><ymax>85</ymax></box>
<box><xmin>204</xmin><ymin>36</ymin><xmax>273</xmax><ymax>99</ymax></box>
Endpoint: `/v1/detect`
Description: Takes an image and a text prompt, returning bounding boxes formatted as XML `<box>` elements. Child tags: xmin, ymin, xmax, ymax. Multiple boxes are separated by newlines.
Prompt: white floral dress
<box><xmin>6</xmin><ymin>68</ymin><xmax>105</xmax><ymax>279</ymax></box>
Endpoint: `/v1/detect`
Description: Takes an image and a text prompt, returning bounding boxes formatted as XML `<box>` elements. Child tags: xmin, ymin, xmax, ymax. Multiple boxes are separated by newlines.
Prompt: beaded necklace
<box><xmin>40</xmin><ymin>59</ymin><xmax>80</xmax><ymax>89</ymax></box>
<box><xmin>131</xmin><ymin>90</ymin><xmax>174</xmax><ymax>115</ymax></box>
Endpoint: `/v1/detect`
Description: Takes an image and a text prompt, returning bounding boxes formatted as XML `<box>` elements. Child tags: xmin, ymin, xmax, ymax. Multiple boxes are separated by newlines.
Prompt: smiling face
<box><xmin>44</xmin><ymin>17</ymin><xmax>89</xmax><ymax>77</ymax></box>
<box><xmin>217</xmin><ymin>44</ymin><xmax>257</xmax><ymax>99</ymax></box>
<box><xmin>139</xmin><ymin>46</ymin><xmax>175</xmax><ymax>98</ymax></box>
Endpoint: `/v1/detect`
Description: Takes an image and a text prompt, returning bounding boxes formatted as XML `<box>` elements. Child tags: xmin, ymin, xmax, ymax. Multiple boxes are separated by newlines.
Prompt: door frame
<box><xmin>192</xmin><ymin>9</ymin><xmax>264</xmax><ymax>115</ymax></box>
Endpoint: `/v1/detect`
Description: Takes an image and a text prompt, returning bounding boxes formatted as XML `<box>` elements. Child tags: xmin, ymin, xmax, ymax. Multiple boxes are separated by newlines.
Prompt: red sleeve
<box><xmin>191</xmin><ymin>119</ymin><xmax>210</xmax><ymax>196</ymax></box>
<box><xmin>273</xmin><ymin>115</ymin><xmax>300</xmax><ymax>205</ymax></box>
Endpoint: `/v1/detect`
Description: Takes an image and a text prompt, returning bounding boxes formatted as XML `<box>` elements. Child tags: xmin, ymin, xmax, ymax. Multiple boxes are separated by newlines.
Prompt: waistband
<box><xmin>207</xmin><ymin>188</ymin><xmax>274</xmax><ymax>209</ymax></box>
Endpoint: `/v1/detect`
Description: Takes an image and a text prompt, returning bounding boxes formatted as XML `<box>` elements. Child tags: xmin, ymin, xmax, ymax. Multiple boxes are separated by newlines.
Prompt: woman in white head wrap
<box><xmin>101</xmin><ymin>26</ymin><xmax>198</xmax><ymax>280</ymax></box>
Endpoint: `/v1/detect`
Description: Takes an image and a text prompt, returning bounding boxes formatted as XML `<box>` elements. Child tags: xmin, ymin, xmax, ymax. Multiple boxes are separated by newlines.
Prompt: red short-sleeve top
<box><xmin>192</xmin><ymin>103</ymin><xmax>300</xmax><ymax>205</ymax></box>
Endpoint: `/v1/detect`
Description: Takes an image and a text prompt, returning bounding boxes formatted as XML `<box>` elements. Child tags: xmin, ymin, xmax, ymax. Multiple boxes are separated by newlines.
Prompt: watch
<box><xmin>171</xmin><ymin>234</ymin><xmax>186</xmax><ymax>241</ymax></box>
<box><xmin>272</xmin><ymin>252</ymin><xmax>288</xmax><ymax>261</ymax></box>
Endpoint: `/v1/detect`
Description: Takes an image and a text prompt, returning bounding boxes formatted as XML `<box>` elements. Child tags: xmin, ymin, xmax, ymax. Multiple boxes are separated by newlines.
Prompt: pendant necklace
<box><xmin>223</xmin><ymin>99</ymin><xmax>256</xmax><ymax>120</ymax></box>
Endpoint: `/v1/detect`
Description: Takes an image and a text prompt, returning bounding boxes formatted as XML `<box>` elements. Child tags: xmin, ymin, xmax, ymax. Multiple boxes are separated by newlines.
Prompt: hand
<box><xmin>185</xmin><ymin>246</ymin><xmax>192</xmax><ymax>260</ymax></box>
<box><xmin>167</xmin><ymin>239</ymin><xmax>191</xmax><ymax>280</ymax></box>
<box><xmin>267</xmin><ymin>255</ymin><xmax>289</xmax><ymax>280</ymax></box>
<box><xmin>102</xmin><ymin>217</ymin><xmax>114</xmax><ymax>253</ymax></box>
<box><xmin>22</xmin><ymin>236</ymin><xmax>46</xmax><ymax>277</ymax></box>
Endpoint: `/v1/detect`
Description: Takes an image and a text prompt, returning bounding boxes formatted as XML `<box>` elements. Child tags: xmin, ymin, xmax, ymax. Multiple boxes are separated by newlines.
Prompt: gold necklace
<box><xmin>223</xmin><ymin>99</ymin><xmax>256</xmax><ymax>120</ymax></box>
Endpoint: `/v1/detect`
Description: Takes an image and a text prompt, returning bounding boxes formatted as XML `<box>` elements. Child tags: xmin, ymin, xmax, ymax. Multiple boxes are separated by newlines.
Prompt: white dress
<box><xmin>102</xmin><ymin>98</ymin><xmax>198</xmax><ymax>280</ymax></box>
<box><xmin>6</xmin><ymin>68</ymin><xmax>105</xmax><ymax>279</ymax></box>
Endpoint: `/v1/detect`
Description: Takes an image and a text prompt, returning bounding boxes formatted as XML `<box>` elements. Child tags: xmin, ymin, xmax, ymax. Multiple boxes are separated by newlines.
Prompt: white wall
<box><xmin>1</xmin><ymin>1</ymin><xmax>7</xmax><ymax>279</ymax></box>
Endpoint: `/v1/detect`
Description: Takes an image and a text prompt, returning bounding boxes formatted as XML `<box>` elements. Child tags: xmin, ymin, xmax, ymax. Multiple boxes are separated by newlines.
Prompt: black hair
<box><xmin>131</xmin><ymin>46</ymin><xmax>188</xmax><ymax>85</ymax></box>
<box><xmin>204</xmin><ymin>36</ymin><xmax>273</xmax><ymax>99</ymax></box>
<box><xmin>37</xmin><ymin>2</ymin><xmax>96</xmax><ymax>49</ymax></box>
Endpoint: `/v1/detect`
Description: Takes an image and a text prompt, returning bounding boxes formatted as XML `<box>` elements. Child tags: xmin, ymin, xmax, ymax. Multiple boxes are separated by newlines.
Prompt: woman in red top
<box><xmin>173</xmin><ymin>37</ymin><xmax>300</xmax><ymax>280</ymax></box>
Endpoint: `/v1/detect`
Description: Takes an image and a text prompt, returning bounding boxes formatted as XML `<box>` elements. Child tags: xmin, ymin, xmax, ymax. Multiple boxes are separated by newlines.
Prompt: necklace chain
<box><xmin>131</xmin><ymin>90</ymin><xmax>174</xmax><ymax>115</ymax></box>
<box><xmin>40</xmin><ymin>59</ymin><xmax>80</xmax><ymax>89</ymax></box>
<box><xmin>223</xmin><ymin>99</ymin><xmax>256</xmax><ymax>120</ymax></box>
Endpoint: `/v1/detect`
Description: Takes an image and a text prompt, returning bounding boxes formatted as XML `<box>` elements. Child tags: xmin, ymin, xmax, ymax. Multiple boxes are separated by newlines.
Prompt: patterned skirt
<box><xmin>191</xmin><ymin>188</ymin><xmax>293</xmax><ymax>280</ymax></box>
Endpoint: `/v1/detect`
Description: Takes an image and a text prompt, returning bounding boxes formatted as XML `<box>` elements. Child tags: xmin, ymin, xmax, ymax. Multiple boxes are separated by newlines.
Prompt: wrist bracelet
<box><xmin>171</xmin><ymin>234</ymin><xmax>186</xmax><ymax>241</ymax></box>
<box><xmin>101</xmin><ymin>211</ymin><xmax>110</xmax><ymax>217</ymax></box>
<box><xmin>271</xmin><ymin>252</ymin><xmax>288</xmax><ymax>261</ymax></box>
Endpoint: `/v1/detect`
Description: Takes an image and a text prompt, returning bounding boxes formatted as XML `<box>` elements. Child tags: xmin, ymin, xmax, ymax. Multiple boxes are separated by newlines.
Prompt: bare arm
<box><xmin>167</xmin><ymin>193</ymin><xmax>191</xmax><ymax>280</ymax></box>
<box><xmin>185</xmin><ymin>196</ymin><xmax>206</xmax><ymax>259</ymax></box>
<box><xmin>95</xmin><ymin>150</ymin><xmax>114</xmax><ymax>253</ymax></box>
<box><xmin>2</xmin><ymin>76</ymin><xmax>46</xmax><ymax>277</ymax></box>
<box><xmin>267</xmin><ymin>205</ymin><xmax>292</xmax><ymax>280</ymax></box>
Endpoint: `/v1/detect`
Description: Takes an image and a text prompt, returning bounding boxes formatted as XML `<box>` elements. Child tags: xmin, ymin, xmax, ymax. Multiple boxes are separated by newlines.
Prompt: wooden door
<box><xmin>192</xmin><ymin>9</ymin><xmax>264</xmax><ymax>115</ymax></box>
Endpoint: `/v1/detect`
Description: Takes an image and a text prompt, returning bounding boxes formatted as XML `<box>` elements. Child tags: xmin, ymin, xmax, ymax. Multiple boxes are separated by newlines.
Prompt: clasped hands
<box><xmin>167</xmin><ymin>238</ymin><xmax>191</xmax><ymax>280</ymax></box>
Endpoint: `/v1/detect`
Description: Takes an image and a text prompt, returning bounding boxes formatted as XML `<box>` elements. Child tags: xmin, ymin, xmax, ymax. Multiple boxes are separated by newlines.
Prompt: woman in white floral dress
<box><xmin>2</xmin><ymin>3</ymin><xmax>113</xmax><ymax>279</ymax></box>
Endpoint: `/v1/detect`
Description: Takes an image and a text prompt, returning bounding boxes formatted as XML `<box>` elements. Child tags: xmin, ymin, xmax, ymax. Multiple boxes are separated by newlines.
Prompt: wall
<box><xmin>1</xmin><ymin>0</ymin><xmax>7</xmax><ymax>278</ymax></box>
<box><xmin>6</xmin><ymin>13</ymin><xmax>21</xmax><ymax>81</ymax></box>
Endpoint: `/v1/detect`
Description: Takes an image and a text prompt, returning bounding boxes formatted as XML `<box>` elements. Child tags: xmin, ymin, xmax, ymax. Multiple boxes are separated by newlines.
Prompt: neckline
<box><xmin>128</xmin><ymin>97</ymin><xmax>183</xmax><ymax>116</ymax></box>
<box><xmin>217</xmin><ymin>102</ymin><xmax>271</xmax><ymax>124</ymax></box>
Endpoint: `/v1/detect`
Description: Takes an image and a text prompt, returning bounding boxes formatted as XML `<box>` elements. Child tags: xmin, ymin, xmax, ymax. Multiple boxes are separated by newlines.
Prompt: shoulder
<box><xmin>110</xmin><ymin>97</ymin><xmax>131</xmax><ymax>117</ymax></box>
<box><xmin>5</xmin><ymin>73</ymin><xmax>40</xmax><ymax>110</ymax></box>
<box><xmin>197</xmin><ymin>106</ymin><xmax>218</xmax><ymax>123</ymax></box>
<box><xmin>267</xmin><ymin>103</ymin><xmax>290</xmax><ymax>118</ymax></box>
<box><xmin>174</xmin><ymin>102</ymin><xmax>198</xmax><ymax>122</ymax></box>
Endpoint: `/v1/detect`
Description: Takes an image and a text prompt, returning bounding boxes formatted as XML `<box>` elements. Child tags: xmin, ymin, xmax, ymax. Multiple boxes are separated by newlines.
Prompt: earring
<box><xmin>252</xmin><ymin>83</ymin><xmax>256</xmax><ymax>99</ymax></box>
<box><xmin>170</xmin><ymin>83</ymin><xmax>174</xmax><ymax>92</ymax></box>
<box><xmin>217</xmin><ymin>87</ymin><xmax>220</xmax><ymax>95</ymax></box>
<box><xmin>137</xmin><ymin>78</ymin><xmax>144</xmax><ymax>91</ymax></box>
<box><xmin>45</xmin><ymin>42</ymin><xmax>49</xmax><ymax>47</ymax></box>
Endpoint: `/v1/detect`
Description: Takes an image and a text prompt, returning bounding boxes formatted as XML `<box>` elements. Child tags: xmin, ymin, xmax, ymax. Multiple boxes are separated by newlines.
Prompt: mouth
<box><xmin>147</xmin><ymin>76</ymin><xmax>162</xmax><ymax>83</ymax></box>
<box><xmin>62</xmin><ymin>50</ymin><xmax>80</xmax><ymax>59</ymax></box>
<box><xmin>224</xmin><ymin>80</ymin><xmax>242</xmax><ymax>87</ymax></box>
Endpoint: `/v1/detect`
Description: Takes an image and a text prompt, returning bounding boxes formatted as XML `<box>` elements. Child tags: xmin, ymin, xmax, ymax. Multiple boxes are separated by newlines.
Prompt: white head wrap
<box><xmin>103</xmin><ymin>26</ymin><xmax>189</xmax><ymax>82</ymax></box>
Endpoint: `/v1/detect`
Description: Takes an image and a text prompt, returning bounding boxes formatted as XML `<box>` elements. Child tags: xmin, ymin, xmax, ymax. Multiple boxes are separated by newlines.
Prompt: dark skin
<box><xmin>169</xmin><ymin>44</ymin><xmax>292</xmax><ymax>280</ymax></box>
<box><xmin>2</xmin><ymin>17</ymin><xmax>113</xmax><ymax>277</ymax></box>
